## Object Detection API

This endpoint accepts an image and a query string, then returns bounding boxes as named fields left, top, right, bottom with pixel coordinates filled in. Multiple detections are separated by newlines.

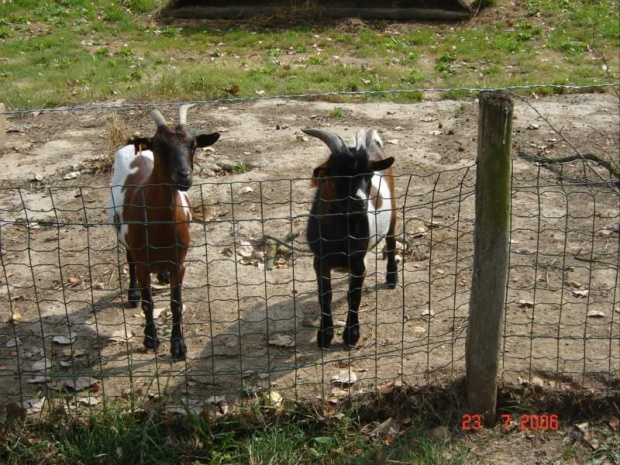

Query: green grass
left=0, top=0, right=617, bottom=110
left=0, top=396, right=469, bottom=465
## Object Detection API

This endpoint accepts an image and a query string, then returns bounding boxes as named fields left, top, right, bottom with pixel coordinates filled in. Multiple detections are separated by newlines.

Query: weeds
left=2, top=384, right=614, bottom=464
left=330, top=106, right=344, bottom=117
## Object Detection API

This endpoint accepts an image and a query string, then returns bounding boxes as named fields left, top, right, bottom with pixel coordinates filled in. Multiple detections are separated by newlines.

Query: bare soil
left=0, top=95, right=618, bottom=418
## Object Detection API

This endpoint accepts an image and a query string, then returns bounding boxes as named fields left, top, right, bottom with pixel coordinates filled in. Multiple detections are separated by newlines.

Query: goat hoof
left=156, top=271, right=170, bottom=285
left=127, top=292, right=140, bottom=308
left=171, top=339, right=187, bottom=361
left=343, top=326, right=360, bottom=347
left=317, top=328, right=334, bottom=349
left=143, top=335, right=160, bottom=351
left=386, top=273, right=398, bottom=289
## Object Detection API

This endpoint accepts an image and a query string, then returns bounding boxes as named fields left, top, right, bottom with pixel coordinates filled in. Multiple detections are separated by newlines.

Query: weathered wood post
left=466, top=91, right=513, bottom=424
left=0, top=103, right=6, bottom=150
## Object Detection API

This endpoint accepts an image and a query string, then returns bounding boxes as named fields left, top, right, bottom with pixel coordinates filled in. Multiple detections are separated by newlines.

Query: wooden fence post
left=0, top=103, right=6, bottom=150
left=466, top=91, right=513, bottom=424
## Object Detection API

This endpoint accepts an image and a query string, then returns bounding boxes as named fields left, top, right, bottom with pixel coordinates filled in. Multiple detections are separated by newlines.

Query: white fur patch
left=366, top=173, right=392, bottom=250
left=370, top=129, right=383, bottom=148
left=354, top=129, right=368, bottom=151
left=177, top=191, right=192, bottom=221
left=107, top=145, right=154, bottom=248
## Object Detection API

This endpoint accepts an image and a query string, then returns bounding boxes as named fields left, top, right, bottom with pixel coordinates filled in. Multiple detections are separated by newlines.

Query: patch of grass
left=330, top=106, right=344, bottom=117
left=0, top=0, right=617, bottom=110
left=232, top=161, right=249, bottom=174
left=0, top=386, right=473, bottom=465
left=1, top=385, right=616, bottom=465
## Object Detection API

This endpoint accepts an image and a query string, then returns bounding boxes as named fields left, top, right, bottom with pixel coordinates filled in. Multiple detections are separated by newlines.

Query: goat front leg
left=169, top=265, right=187, bottom=361
left=314, top=257, right=333, bottom=349
left=344, top=259, right=366, bottom=347
left=137, top=267, right=159, bottom=351
left=126, top=250, right=140, bottom=308
left=385, top=233, right=398, bottom=289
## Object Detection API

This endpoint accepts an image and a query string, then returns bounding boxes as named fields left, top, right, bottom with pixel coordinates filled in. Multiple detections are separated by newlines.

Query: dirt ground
left=0, top=94, right=618, bottom=417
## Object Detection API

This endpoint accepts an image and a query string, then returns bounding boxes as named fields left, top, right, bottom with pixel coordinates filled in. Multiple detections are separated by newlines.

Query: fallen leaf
left=6, top=337, right=21, bottom=348
left=586, top=310, right=605, bottom=318
left=53, top=335, right=76, bottom=345
left=63, top=171, right=80, bottom=180
left=575, top=422, right=589, bottom=434
left=225, top=84, right=240, bottom=95
left=268, top=334, right=295, bottom=348
left=32, top=358, right=52, bottom=372
left=429, top=425, right=450, bottom=441
left=22, top=398, right=45, bottom=415
left=76, top=396, right=100, bottom=406
left=108, top=330, right=133, bottom=343
left=268, top=391, right=283, bottom=407
left=572, top=289, right=589, bottom=298
left=51, top=377, right=100, bottom=392
left=5, top=399, right=25, bottom=419
left=236, top=241, right=254, bottom=258
left=237, top=186, right=253, bottom=195
left=331, top=370, right=357, bottom=386
left=373, top=417, right=401, bottom=439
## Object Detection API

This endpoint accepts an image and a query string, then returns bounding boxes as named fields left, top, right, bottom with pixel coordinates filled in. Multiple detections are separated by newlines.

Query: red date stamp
left=461, top=413, right=559, bottom=431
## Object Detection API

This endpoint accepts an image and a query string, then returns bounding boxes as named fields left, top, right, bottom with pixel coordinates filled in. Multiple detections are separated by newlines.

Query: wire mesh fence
left=0, top=89, right=618, bottom=415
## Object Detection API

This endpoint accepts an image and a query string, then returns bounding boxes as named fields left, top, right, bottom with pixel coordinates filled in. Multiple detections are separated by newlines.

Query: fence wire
left=0, top=172, right=617, bottom=412
left=0, top=90, right=618, bottom=416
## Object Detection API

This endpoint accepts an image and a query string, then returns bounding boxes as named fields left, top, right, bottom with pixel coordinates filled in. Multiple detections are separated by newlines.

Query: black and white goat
left=305, top=128, right=398, bottom=349
left=108, top=105, right=220, bottom=360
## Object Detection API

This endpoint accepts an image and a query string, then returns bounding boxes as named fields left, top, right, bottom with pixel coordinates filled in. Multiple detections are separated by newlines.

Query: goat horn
left=302, top=129, right=347, bottom=154
left=178, top=104, right=195, bottom=125
left=150, top=110, right=167, bottom=127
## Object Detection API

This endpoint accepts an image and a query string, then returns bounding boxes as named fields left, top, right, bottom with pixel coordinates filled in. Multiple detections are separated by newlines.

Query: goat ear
left=311, top=166, right=326, bottom=186
left=196, top=132, right=220, bottom=148
left=372, top=157, right=395, bottom=172
left=131, top=137, right=152, bottom=153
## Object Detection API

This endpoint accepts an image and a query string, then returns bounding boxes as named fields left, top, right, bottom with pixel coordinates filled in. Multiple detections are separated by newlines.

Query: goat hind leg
left=137, top=267, right=159, bottom=351
left=385, top=234, right=398, bottom=289
left=126, top=250, right=140, bottom=308
left=169, top=266, right=187, bottom=361
left=156, top=270, right=170, bottom=285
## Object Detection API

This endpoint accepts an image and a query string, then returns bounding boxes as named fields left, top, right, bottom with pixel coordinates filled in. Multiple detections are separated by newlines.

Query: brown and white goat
left=305, top=128, right=398, bottom=349
left=108, top=105, right=220, bottom=360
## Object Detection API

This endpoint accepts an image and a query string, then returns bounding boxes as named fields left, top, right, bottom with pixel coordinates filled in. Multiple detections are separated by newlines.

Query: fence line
left=0, top=90, right=618, bottom=416
left=1, top=83, right=617, bottom=116
left=0, top=172, right=618, bottom=411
